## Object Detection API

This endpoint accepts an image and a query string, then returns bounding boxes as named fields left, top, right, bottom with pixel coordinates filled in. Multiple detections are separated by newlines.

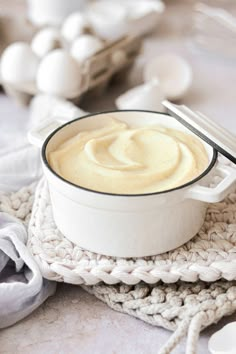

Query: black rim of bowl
left=42, top=109, right=218, bottom=197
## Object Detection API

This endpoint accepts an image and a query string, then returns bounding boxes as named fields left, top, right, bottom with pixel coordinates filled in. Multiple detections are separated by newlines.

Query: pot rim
left=42, top=109, right=218, bottom=197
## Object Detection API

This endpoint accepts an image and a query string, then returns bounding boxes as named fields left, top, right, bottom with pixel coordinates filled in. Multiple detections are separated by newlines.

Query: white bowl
left=87, top=0, right=165, bottom=40
left=208, top=322, right=236, bottom=354
left=27, top=0, right=86, bottom=26
left=87, top=1, right=128, bottom=40
left=30, top=110, right=236, bottom=258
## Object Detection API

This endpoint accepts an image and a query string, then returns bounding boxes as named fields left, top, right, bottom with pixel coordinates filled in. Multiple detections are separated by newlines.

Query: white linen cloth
left=0, top=94, right=86, bottom=192
left=0, top=95, right=41, bottom=192
left=0, top=212, right=56, bottom=328
left=0, top=93, right=85, bottom=328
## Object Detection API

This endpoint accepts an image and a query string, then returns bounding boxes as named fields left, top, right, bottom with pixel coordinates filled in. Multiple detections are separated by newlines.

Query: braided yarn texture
left=1, top=173, right=236, bottom=353
left=27, top=175, right=236, bottom=286
left=0, top=184, right=35, bottom=223
left=83, top=281, right=236, bottom=353
left=83, top=280, right=236, bottom=331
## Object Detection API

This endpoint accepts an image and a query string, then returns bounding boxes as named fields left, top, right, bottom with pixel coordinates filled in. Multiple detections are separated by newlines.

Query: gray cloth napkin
left=0, top=212, right=56, bottom=328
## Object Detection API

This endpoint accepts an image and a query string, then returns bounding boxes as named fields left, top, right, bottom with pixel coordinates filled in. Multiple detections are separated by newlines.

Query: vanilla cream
left=49, top=117, right=208, bottom=194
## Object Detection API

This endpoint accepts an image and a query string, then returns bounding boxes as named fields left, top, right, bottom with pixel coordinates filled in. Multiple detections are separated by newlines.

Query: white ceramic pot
left=30, top=110, right=236, bottom=258
left=27, top=0, right=86, bottom=26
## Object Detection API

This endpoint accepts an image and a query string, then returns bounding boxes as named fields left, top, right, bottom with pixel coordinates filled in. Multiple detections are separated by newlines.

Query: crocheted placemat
left=1, top=181, right=236, bottom=354
left=82, top=280, right=236, bottom=354
left=27, top=174, right=236, bottom=286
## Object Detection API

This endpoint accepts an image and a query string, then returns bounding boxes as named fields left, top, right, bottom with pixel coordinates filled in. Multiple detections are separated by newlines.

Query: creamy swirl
left=49, top=117, right=208, bottom=194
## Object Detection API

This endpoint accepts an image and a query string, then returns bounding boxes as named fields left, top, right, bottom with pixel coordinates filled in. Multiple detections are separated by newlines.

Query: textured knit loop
left=27, top=177, right=236, bottom=286
left=158, top=319, right=190, bottom=354
left=82, top=281, right=236, bottom=354
left=185, top=312, right=206, bottom=354
left=1, top=158, right=236, bottom=354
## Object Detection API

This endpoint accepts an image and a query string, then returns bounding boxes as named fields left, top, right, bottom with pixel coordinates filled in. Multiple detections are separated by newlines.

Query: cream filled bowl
left=40, top=110, right=236, bottom=257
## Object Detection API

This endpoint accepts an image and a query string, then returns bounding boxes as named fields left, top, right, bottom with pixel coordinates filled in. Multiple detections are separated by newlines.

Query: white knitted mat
left=1, top=180, right=236, bottom=354
left=27, top=174, right=236, bottom=286
left=82, top=280, right=236, bottom=354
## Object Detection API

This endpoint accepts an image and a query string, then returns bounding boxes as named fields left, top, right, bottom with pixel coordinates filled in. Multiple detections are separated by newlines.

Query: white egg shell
left=115, top=80, right=166, bottom=112
left=36, top=49, right=81, bottom=99
left=87, top=1, right=128, bottom=40
left=61, top=12, right=88, bottom=42
left=0, top=42, right=39, bottom=85
left=208, top=322, right=236, bottom=354
left=70, top=34, right=104, bottom=63
left=31, top=27, right=61, bottom=58
left=144, top=54, right=192, bottom=101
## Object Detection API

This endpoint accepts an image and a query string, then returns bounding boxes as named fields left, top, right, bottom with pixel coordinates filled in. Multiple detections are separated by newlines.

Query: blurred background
left=0, top=0, right=235, bottom=127
left=0, top=2, right=236, bottom=353
left=0, top=0, right=235, bottom=143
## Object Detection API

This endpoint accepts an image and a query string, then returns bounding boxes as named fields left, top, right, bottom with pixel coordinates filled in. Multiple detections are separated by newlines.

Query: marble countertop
left=1, top=1, right=236, bottom=353
left=1, top=283, right=236, bottom=354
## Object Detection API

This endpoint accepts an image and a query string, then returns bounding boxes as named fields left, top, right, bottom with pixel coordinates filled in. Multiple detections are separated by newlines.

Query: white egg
left=31, top=27, right=61, bottom=58
left=144, top=54, right=192, bottom=101
left=61, top=12, right=88, bottom=42
left=115, top=80, right=166, bottom=112
left=0, top=42, right=39, bottom=85
left=36, top=49, right=81, bottom=99
left=70, top=34, right=104, bottom=63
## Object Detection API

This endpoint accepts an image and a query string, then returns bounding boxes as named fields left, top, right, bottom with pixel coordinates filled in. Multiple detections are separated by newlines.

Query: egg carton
left=1, top=34, right=142, bottom=106
left=0, top=0, right=165, bottom=106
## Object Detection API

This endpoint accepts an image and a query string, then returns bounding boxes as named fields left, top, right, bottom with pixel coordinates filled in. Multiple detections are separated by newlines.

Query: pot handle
left=185, top=163, right=236, bottom=203
left=28, top=100, right=88, bottom=148
left=28, top=116, right=73, bottom=148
